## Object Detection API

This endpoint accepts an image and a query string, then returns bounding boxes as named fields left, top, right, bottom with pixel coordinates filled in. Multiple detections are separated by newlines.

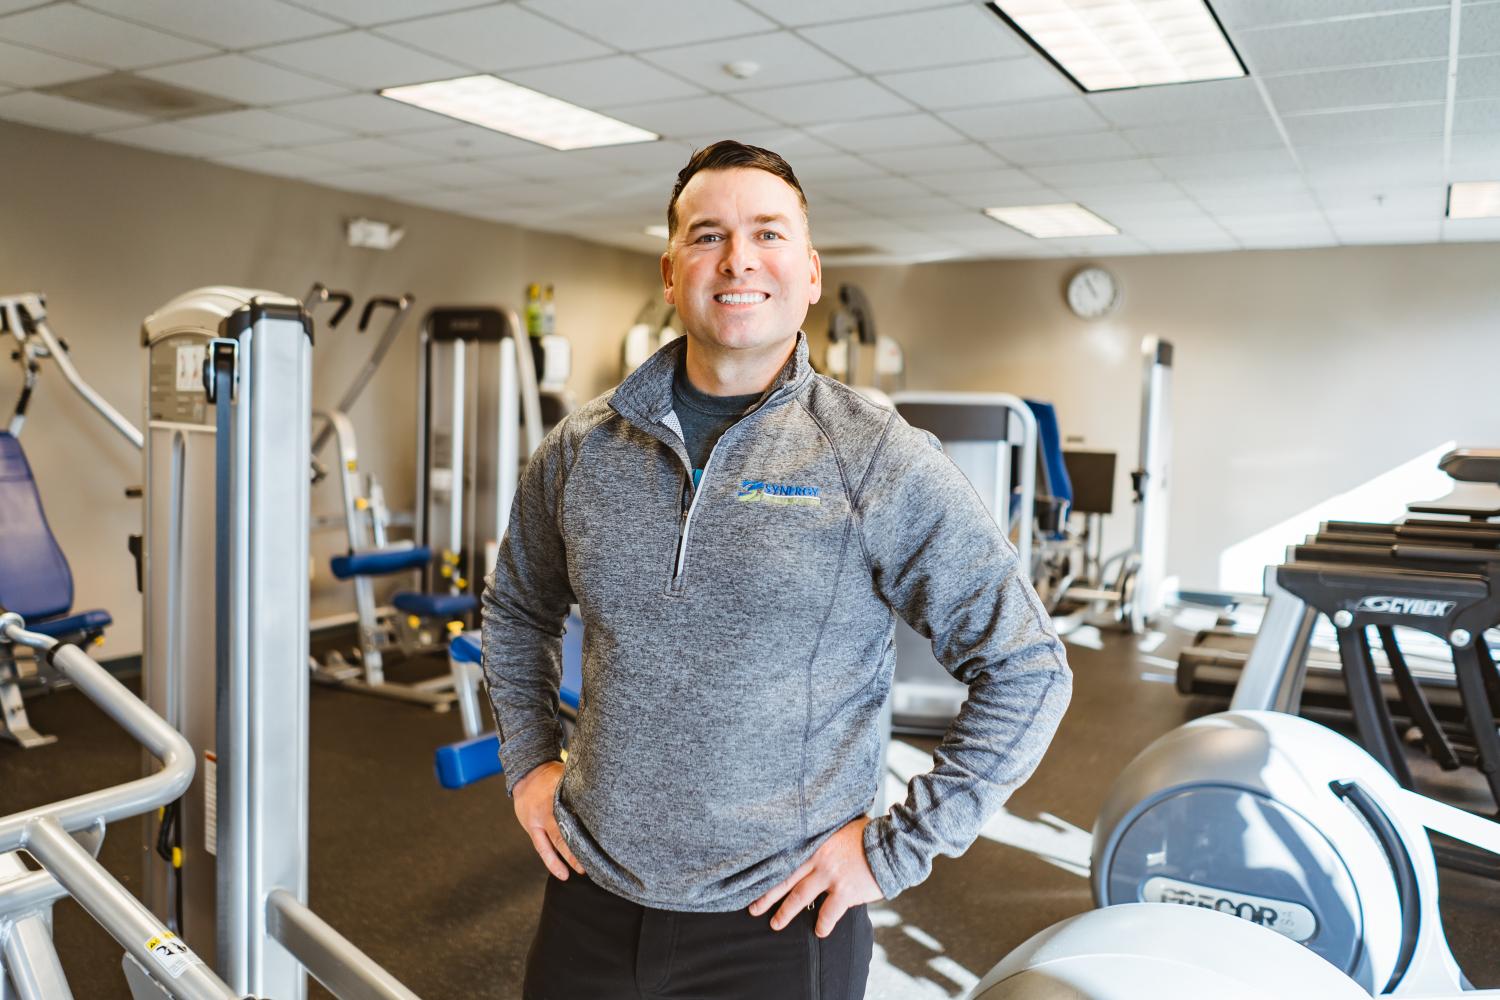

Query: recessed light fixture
left=380, top=74, right=658, bottom=151
left=984, top=203, right=1119, bottom=239
left=988, top=0, right=1246, bottom=93
left=644, top=224, right=670, bottom=239
left=1447, top=181, right=1500, bottom=219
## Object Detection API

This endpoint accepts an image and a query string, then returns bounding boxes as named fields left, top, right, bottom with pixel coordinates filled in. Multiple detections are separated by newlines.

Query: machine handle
left=358, top=295, right=409, bottom=332
left=326, top=292, right=353, bottom=328
left=1329, top=780, right=1420, bottom=993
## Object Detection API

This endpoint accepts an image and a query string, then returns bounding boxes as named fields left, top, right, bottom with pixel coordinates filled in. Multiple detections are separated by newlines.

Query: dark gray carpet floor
left=2, top=624, right=1495, bottom=998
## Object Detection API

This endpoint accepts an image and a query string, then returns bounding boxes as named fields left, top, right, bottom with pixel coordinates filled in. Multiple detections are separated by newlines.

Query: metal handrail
left=0, top=611, right=238, bottom=999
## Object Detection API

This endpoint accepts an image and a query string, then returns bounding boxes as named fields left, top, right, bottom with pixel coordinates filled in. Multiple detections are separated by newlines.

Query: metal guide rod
left=267, top=890, right=423, bottom=1000
left=0, top=294, right=144, bottom=450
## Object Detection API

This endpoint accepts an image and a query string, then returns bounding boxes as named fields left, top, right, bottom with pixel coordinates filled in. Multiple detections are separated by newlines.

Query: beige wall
left=6, top=114, right=1498, bottom=654
left=815, top=245, right=1500, bottom=595
left=0, top=120, right=662, bottom=657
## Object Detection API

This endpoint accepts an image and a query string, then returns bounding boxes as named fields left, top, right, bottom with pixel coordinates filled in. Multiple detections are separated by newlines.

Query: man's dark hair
left=666, top=139, right=809, bottom=240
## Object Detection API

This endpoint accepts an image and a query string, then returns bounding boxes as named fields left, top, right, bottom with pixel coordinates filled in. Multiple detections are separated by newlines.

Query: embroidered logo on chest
left=736, top=479, right=821, bottom=507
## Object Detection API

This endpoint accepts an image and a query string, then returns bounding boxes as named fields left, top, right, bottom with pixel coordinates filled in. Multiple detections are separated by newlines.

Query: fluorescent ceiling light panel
left=1447, top=181, right=1500, bottom=219
left=380, top=74, right=657, bottom=151
left=644, top=224, right=669, bottom=239
left=989, top=1, right=1245, bottom=93
left=984, top=202, right=1118, bottom=238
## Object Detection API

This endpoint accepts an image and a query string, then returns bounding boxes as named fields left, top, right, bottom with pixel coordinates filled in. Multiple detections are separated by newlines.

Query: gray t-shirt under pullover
left=671, top=362, right=759, bottom=490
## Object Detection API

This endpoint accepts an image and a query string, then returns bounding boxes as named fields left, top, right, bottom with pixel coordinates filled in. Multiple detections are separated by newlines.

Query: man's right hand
left=513, top=760, right=586, bottom=880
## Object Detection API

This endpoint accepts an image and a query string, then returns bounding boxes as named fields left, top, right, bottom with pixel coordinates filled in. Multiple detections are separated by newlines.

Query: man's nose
left=718, top=234, right=759, bottom=276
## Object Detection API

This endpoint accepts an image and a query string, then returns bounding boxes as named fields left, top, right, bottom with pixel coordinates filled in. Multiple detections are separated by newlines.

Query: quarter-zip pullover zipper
left=670, top=439, right=723, bottom=593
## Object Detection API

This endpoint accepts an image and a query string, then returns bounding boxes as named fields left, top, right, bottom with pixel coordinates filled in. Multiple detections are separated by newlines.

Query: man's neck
left=682, top=336, right=798, bottom=397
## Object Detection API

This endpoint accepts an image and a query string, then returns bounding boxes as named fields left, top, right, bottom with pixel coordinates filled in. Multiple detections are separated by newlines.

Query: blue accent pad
left=28, top=609, right=113, bottom=638
left=392, top=591, right=477, bottom=619
left=329, top=545, right=431, bottom=580
left=1024, top=399, right=1073, bottom=540
left=434, top=733, right=504, bottom=789
left=0, top=432, right=77, bottom=621
left=438, top=616, right=585, bottom=788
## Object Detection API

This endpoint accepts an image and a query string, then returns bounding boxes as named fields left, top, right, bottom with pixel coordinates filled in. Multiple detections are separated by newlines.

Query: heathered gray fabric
left=671, top=363, right=760, bottom=479
left=481, top=331, right=1072, bottom=912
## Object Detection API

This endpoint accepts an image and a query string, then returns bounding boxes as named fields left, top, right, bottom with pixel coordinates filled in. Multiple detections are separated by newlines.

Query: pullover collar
left=611, top=331, right=814, bottom=431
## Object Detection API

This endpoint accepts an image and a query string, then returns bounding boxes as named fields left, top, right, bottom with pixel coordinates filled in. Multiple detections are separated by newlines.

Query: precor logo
left=1355, top=596, right=1456, bottom=617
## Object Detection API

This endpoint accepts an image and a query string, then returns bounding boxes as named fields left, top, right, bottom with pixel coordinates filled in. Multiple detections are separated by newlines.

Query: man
left=483, top=140, right=1071, bottom=999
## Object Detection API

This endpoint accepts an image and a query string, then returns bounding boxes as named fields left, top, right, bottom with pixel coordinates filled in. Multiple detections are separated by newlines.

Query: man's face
left=661, top=167, right=822, bottom=360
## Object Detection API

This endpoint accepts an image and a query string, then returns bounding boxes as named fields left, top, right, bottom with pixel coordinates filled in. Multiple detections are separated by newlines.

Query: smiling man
left=482, top=140, right=1072, bottom=1000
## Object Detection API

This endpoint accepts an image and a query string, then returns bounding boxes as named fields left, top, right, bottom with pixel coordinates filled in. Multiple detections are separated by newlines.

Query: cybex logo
left=1355, top=596, right=1456, bottom=617
left=1142, top=877, right=1317, bottom=942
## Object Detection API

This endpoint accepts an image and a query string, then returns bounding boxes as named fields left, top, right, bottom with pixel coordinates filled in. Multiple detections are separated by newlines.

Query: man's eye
left=759, top=231, right=784, bottom=240
left=696, top=233, right=722, bottom=243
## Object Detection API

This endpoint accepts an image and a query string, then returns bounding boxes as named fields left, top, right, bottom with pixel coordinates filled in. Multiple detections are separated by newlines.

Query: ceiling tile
left=815, top=175, right=931, bottom=201
left=1138, top=235, right=1237, bottom=253
left=1441, top=216, right=1500, bottom=241
left=388, top=160, right=509, bottom=188
left=95, top=120, right=261, bottom=156
left=733, top=77, right=912, bottom=126
left=808, top=112, right=966, bottom=152
left=1034, top=159, right=1162, bottom=187
left=1300, top=138, right=1445, bottom=186
left=188, top=108, right=353, bottom=145
left=876, top=57, right=1073, bottom=111
left=292, top=136, right=444, bottom=167
left=1124, top=117, right=1285, bottom=156
left=1193, top=190, right=1322, bottom=216
left=797, top=6, right=1026, bottom=74
left=377, top=6, right=610, bottom=73
left=603, top=95, right=774, bottom=136
left=940, top=97, right=1107, bottom=141
left=862, top=143, right=1003, bottom=174
left=0, top=5, right=213, bottom=69
left=1448, top=129, right=1500, bottom=165
left=507, top=56, right=703, bottom=109
left=909, top=166, right=1043, bottom=197
left=1060, top=180, right=1188, bottom=207
left=1212, top=0, right=1444, bottom=30
left=385, top=124, right=542, bottom=159
left=1282, top=104, right=1446, bottom=147
left=1453, top=96, right=1500, bottom=131
left=1152, top=148, right=1303, bottom=181
left=0, top=38, right=101, bottom=88
left=1216, top=211, right=1333, bottom=234
left=866, top=194, right=964, bottom=217
left=900, top=211, right=1012, bottom=235
left=520, top=0, right=775, bottom=50
left=1461, top=2, right=1500, bottom=56
left=498, top=150, right=620, bottom=180
left=141, top=55, right=349, bottom=105
left=1123, top=219, right=1232, bottom=241
left=79, top=0, right=342, bottom=48
left=252, top=31, right=467, bottom=89
left=1336, top=220, right=1443, bottom=244
left=1086, top=77, right=1265, bottom=127
left=739, top=0, right=956, bottom=29
left=989, top=131, right=1136, bottom=166
left=1236, top=9, right=1450, bottom=76
left=316, top=169, right=427, bottom=195
left=1316, top=185, right=1444, bottom=216
left=1263, top=60, right=1448, bottom=114
left=0, top=89, right=147, bottom=131
left=277, top=0, right=484, bottom=27
left=574, top=140, right=699, bottom=173
left=640, top=30, right=853, bottom=93
left=677, top=128, right=840, bottom=157
left=1456, top=54, right=1500, bottom=99
left=278, top=93, right=455, bottom=133
left=210, top=148, right=346, bottom=177
left=791, top=154, right=888, bottom=181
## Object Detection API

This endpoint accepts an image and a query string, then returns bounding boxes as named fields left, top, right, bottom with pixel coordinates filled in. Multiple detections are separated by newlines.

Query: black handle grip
left=326, top=292, right=353, bottom=328
left=1330, top=780, right=1420, bottom=992
left=358, top=295, right=406, bottom=332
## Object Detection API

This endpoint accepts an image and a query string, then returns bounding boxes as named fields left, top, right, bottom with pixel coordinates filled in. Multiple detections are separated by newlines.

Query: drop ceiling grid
left=0, top=1, right=1499, bottom=259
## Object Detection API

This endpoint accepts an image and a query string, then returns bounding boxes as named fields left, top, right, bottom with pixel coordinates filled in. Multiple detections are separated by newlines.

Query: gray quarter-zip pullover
left=482, top=332, right=1071, bottom=912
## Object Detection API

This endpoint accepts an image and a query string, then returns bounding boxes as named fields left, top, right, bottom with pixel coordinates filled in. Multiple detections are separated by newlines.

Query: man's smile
left=714, top=291, right=770, bottom=305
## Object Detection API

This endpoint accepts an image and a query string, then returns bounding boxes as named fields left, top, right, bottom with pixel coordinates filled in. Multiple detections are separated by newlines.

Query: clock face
left=1067, top=267, right=1119, bottom=319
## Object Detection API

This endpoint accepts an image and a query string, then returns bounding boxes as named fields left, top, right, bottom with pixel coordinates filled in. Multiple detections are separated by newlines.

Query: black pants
left=522, top=874, right=874, bottom=1000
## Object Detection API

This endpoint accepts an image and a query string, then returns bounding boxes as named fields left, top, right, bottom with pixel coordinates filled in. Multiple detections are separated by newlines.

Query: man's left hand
left=748, top=817, right=884, bottom=938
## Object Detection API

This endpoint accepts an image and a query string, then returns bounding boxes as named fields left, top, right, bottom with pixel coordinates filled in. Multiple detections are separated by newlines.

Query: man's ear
left=807, top=247, right=822, bottom=306
left=661, top=250, right=675, bottom=305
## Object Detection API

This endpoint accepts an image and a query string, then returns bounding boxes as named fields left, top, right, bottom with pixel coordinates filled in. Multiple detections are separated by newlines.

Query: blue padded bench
left=1023, top=399, right=1073, bottom=540
left=330, top=545, right=432, bottom=580
left=434, top=623, right=583, bottom=789
left=393, top=592, right=476, bottom=619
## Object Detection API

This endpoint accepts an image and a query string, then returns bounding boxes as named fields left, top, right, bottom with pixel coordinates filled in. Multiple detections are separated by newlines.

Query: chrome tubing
left=267, top=890, right=424, bottom=1000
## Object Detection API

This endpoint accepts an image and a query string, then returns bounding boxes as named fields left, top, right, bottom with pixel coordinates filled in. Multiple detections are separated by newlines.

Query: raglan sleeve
left=480, top=421, right=579, bottom=795
left=856, top=419, right=1073, bottom=899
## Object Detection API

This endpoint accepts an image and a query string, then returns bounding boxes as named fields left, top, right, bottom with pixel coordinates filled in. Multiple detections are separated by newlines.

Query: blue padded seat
left=0, top=432, right=79, bottom=622
left=330, top=545, right=432, bottom=580
left=1023, top=399, right=1073, bottom=541
left=27, top=609, right=113, bottom=638
left=392, top=591, right=477, bottom=619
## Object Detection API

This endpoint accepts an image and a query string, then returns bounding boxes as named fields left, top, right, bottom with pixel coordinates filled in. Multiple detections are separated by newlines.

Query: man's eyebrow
left=684, top=213, right=792, bottom=233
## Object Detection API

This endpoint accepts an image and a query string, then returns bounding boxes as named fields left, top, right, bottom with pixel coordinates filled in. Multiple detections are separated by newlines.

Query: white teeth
left=716, top=292, right=768, bottom=304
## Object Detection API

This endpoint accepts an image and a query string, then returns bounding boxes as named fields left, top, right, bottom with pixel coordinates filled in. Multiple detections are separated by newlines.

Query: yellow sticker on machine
left=144, top=931, right=201, bottom=980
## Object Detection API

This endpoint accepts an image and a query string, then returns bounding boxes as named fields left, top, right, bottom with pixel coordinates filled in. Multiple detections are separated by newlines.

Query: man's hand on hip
left=512, top=760, right=585, bottom=881
left=748, top=817, right=883, bottom=938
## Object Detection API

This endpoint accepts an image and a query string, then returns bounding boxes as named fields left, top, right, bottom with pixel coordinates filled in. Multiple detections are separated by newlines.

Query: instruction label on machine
left=174, top=344, right=207, bottom=392
left=203, top=751, right=217, bottom=857
left=144, top=932, right=201, bottom=980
